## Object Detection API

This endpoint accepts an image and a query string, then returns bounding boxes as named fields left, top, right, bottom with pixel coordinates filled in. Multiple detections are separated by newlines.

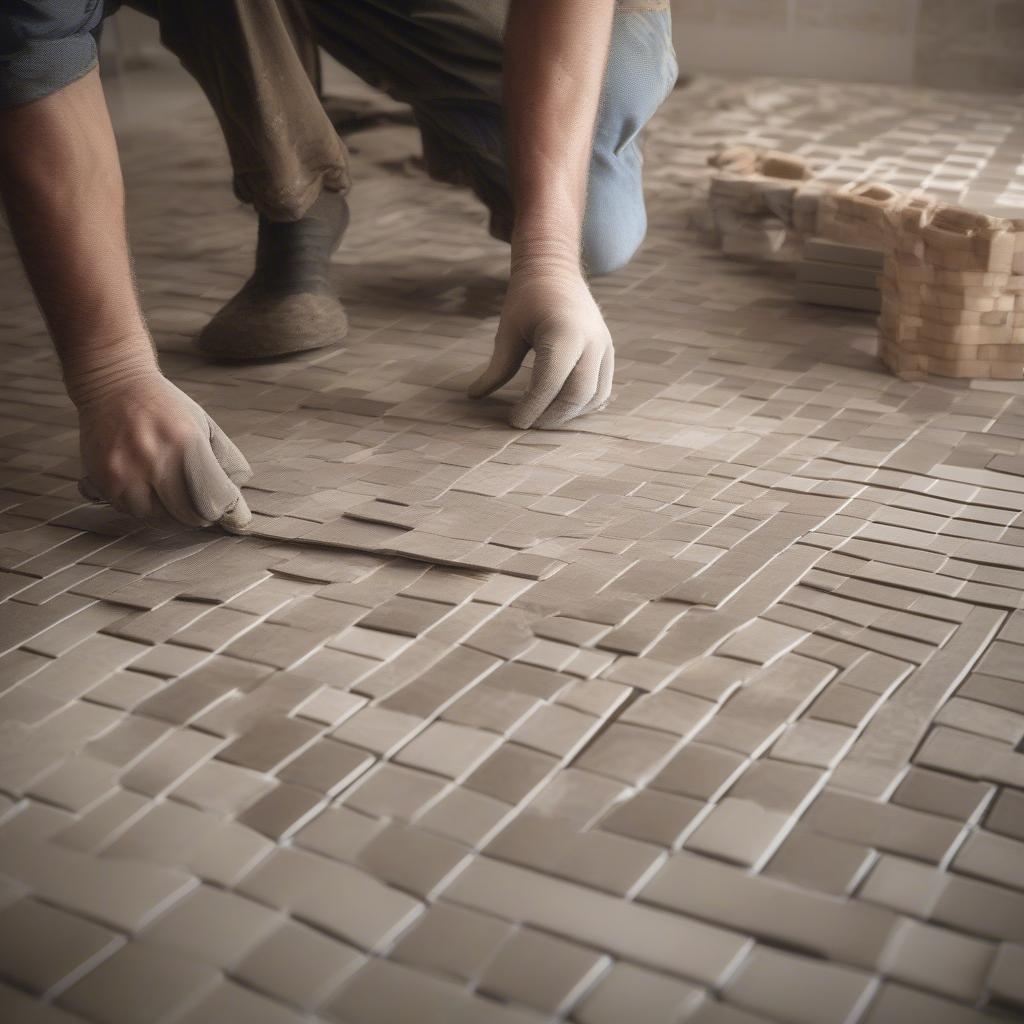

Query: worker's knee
left=582, top=193, right=647, bottom=276
left=579, top=6, right=675, bottom=276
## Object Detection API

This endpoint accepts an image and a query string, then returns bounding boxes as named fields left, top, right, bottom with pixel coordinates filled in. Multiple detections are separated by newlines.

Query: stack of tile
left=817, top=181, right=903, bottom=249
left=704, top=146, right=823, bottom=260
left=796, top=237, right=884, bottom=313
left=705, top=155, right=1024, bottom=381
left=878, top=202, right=1024, bottom=380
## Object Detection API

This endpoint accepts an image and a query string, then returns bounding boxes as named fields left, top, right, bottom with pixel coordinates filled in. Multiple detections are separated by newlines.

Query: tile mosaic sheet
left=1, top=74, right=1024, bottom=1022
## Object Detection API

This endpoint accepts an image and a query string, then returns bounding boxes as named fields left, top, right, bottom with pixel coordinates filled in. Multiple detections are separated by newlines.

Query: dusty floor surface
left=1, top=72, right=1024, bottom=1023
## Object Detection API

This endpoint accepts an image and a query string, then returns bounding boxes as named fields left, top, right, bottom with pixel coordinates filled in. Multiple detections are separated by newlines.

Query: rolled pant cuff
left=234, top=162, right=351, bottom=222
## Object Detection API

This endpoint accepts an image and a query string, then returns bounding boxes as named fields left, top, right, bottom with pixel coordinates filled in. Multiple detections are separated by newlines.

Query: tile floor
left=1, top=72, right=1024, bottom=1023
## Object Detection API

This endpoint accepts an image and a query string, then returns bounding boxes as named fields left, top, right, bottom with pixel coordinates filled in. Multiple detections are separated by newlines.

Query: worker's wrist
left=510, top=234, right=583, bottom=280
left=63, top=332, right=161, bottom=408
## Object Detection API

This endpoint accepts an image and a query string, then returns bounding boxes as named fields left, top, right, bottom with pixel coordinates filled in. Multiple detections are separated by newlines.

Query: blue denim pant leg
left=408, top=3, right=678, bottom=274
left=415, top=3, right=677, bottom=275
left=305, top=0, right=677, bottom=275
left=583, top=7, right=678, bottom=274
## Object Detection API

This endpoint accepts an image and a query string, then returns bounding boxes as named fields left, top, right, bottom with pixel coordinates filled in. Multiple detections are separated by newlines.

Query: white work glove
left=73, top=367, right=252, bottom=530
left=468, top=268, right=614, bottom=429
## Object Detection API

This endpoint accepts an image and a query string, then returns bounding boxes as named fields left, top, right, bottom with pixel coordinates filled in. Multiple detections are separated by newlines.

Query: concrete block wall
left=102, top=1, right=1022, bottom=93
left=670, top=0, right=1024, bottom=91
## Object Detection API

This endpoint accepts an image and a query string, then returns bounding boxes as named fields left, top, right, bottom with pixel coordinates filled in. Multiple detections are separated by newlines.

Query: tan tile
left=724, top=945, right=875, bottom=1024
left=600, top=789, right=704, bottom=847
left=238, top=847, right=423, bottom=952
left=880, top=918, right=996, bottom=1002
left=233, top=919, right=364, bottom=1012
left=277, top=738, right=374, bottom=794
left=447, top=855, right=751, bottom=986
left=716, top=618, right=806, bottom=665
left=0, top=836, right=195, bottom=933
left=186, top=820, right=273, bottom=888
left=652, top=742, right=747, bottom=800
left=357, top=821, right=472, bottom=898
left=859, top=855, right=950, bottom=917
left=641, top=852, right=896, bottom=970
left=324, top=958, right=472, bottom=1024
left=619, top=689, right=716, bottom=736
left=169, top=758, right=274, bottom=815
left=294, top=686, right=367, bottom=726
left=685, top=798, right=793, bottom=868
left=862, top=981, right=1001, bottom=1024
left=417, top=787, right=514, bottom=847
left=0, top=898, right=121, bottom=997
left=28, top=756, right=120, bottom=814
left=487, top=812, right=664, bottom=896
left=932, top=873, right=1024, bottom=946
left=237, top=782, right=325, bottom=840
left=394, top=720, right=503, bottom=780
left=479, top=926, right=611, bottom=1015
left=769, top=718, right=855, bottom=768
left=764, top=826, right=874, bottom=895
left=330, top=706, right=424, bottom=757
left=953, top=829, right=1024, bottom=891
left=143, top=884, right=280, bottom=968
left=357, top=595, right=452, bottom=637
left=484, top=661, right=574, bottom=700
left=216, top=715, right=320, bottom=773
left=574, top=961, right=706, bottom=1024
left=294, top=805, right=387, bottom=863
left=464, top=743, right=558, bottom=805
left=891, top=766, right=993, bottom=822
left=390, top=902, right=513, bottom=982
left=510, top=702, right=602, bottom=759
left=58, top=942, right=219, bottom=1024
left=442, top=685, right=541, bottom=734
left=803, top=789, right=965, bottom=863
left=527, top=768, right=630, bottom=829
left=574, top=723, right=681, bottom=785
left=986, top=787, right=1024, bottom=842
left=727, top=758, right=825, bottom=813
left=0, top=983, right=88, bottom=1023
left=52, top=789, right=150, bottom=853
left=987, top=942, right=1024, bottom=1011
left=170, top=979, right=310, bottom=1024
left=119, top=726, right=223, bottom=796
left=343, top=763, right=450, bottom=821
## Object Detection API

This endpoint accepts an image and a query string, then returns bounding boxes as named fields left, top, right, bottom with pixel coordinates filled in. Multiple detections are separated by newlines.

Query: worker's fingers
left=206, top=416, right=253, bottom=485
left=532, top=342, right=603, bottom=430
left=577, top=342, right=615, bottom=417
left=154, top=470, right=212, bottom=529
left=467, top=321, right=530, bottom=400
left=509, top=324, right=585, bottom=430
left=183, top=437, right=252, bottom=529
left=217, top=492, right=252, bottom=533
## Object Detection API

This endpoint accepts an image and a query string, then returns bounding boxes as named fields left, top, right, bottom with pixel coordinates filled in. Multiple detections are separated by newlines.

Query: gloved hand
left=467, top=267, right=614, bottom=429
left=72, top=365, right=252, bottom=530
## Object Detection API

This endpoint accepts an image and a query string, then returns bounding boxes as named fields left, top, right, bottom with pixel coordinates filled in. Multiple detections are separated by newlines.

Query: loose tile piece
left=478, top=927, right=611, bottom=1015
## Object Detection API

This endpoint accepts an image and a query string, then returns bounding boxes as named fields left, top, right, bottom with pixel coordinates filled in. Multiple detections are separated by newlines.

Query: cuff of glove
left=64, top=343, right=161, bottom=408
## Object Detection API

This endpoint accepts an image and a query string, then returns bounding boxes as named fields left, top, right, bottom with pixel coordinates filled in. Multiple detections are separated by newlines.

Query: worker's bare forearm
left=0, top=67, right=155, bottom=403
left=504, top=0, right=615, bottom=272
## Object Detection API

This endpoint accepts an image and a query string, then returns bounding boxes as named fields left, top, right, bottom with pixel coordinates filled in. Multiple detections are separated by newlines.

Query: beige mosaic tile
left=2, top=66, right=1023, bottom=1024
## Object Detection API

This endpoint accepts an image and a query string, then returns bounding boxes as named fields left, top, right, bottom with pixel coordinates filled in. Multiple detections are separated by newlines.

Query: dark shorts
left=0, top=0, right=119, bottom=108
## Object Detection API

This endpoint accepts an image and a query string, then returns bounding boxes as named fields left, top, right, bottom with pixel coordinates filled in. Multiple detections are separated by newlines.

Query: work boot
left=197, top=189, right=350, bottom=359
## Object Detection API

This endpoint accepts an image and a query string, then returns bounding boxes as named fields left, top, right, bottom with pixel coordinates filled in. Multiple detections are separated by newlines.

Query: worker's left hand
left=467, top=266, right=614, bottom=429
